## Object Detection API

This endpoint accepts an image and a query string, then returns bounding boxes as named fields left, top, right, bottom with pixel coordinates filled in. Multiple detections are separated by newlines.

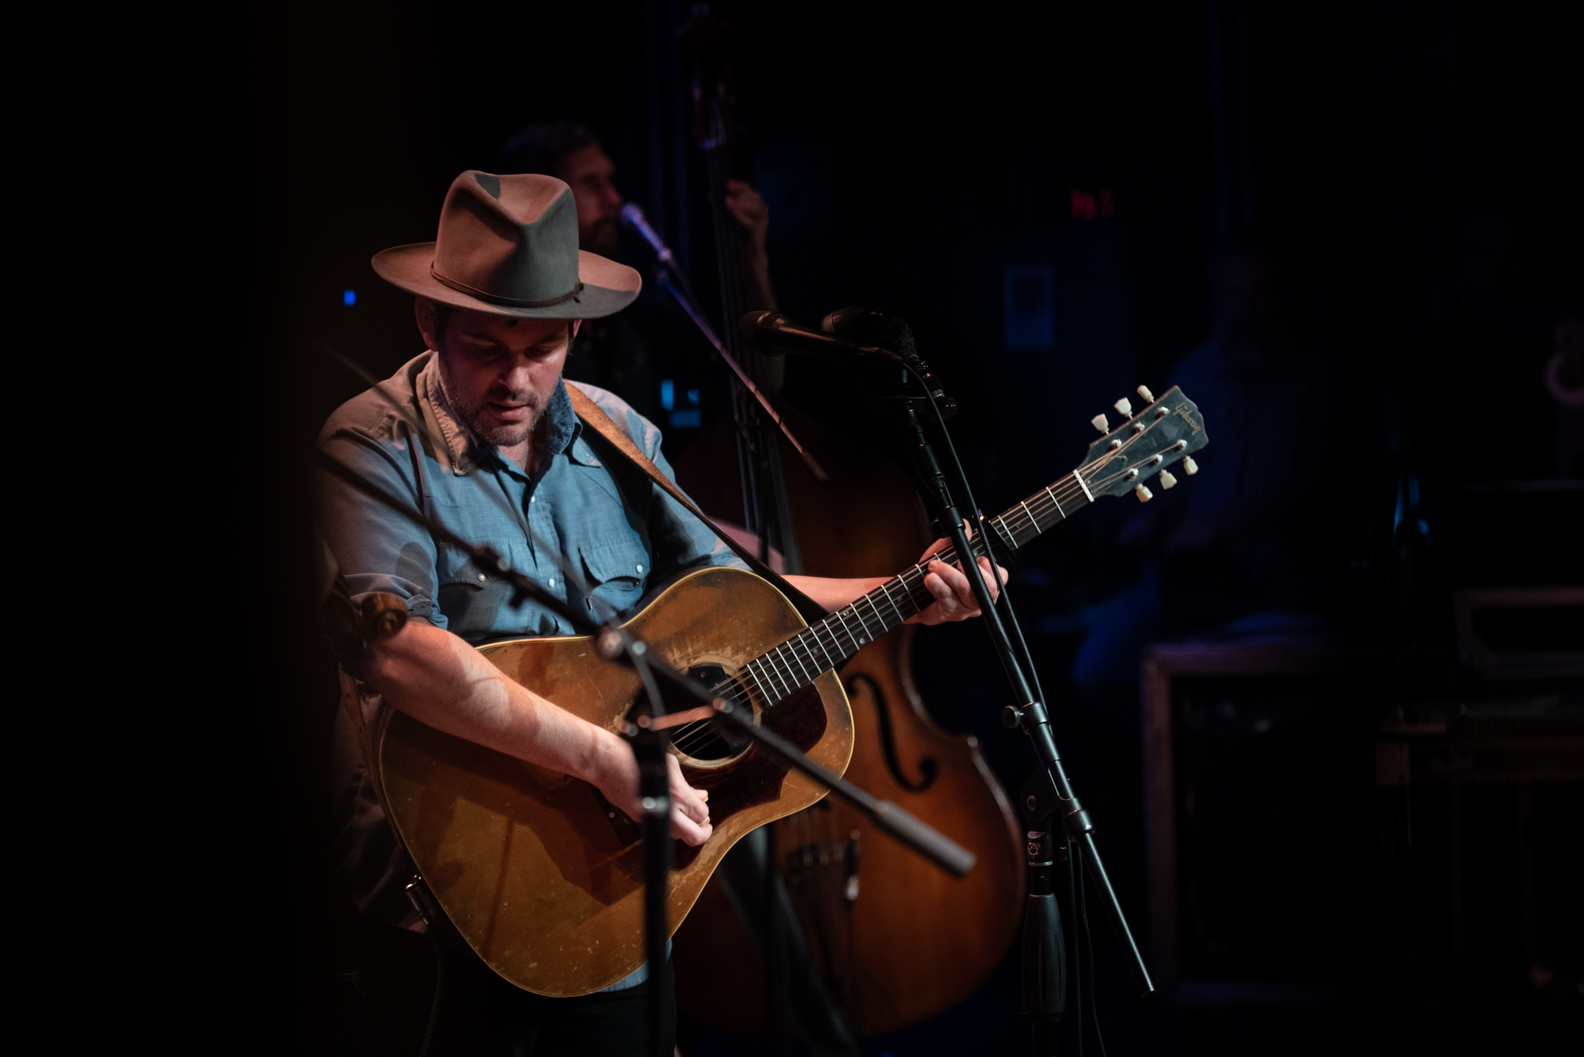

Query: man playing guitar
left=319, top=169, right=997, bottom=1055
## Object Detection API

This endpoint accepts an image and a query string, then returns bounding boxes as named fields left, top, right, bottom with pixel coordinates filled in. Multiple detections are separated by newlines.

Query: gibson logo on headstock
left=1173, top=404, right=1202, bottom=434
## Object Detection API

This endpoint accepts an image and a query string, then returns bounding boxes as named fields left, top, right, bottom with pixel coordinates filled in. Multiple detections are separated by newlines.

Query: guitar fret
left=990, top=518, right=1016, bottom=555
left=852, top=604, right=876, bottom=643
left=833, top=608, right=861, bottom=650
left=770, top=649, right=798, bottom=698
left=878, top=580, right=908, bottom=624
left=807, top=622, right=837, bottom=669
left=757, top=656, right=789, bottom=703
left=766, top=645, right=790, bottom=693
left=817, top=622, right=842, bottom=667
left=752, top=658, right=782, bottom=704
left=864, top=591, right=888, bottom=637
left=741, top=663, right=771, bottom=706
left=822, top=615, right=848, bottom=660
left=782, top=639, right=814, bottom=686
left=1018, top=499, right=1036, bottom=531
left=1044, top=484, right=1065, bottom=519
left=811, top=627, right=836, bottom=668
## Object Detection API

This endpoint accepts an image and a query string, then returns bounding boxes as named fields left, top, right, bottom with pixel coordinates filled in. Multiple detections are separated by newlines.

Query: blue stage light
left=343, top=290, right=357, bottom=306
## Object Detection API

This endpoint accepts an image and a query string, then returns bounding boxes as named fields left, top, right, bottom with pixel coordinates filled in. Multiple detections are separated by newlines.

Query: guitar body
left=378, top=566, right=854, bottom=997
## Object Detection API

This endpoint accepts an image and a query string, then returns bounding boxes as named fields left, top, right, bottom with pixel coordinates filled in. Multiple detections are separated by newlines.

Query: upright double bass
left=668, top=10, right=1024, bottom=1040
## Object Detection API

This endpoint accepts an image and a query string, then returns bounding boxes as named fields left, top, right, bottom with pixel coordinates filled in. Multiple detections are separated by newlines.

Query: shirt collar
left=418, top=352, right=582, bottom=477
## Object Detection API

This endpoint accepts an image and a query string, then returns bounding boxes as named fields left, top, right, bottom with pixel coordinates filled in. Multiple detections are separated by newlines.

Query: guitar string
left=669, top=413, right=1196, bottom=755
left=667, top=446, right=1170, bottom=756
left=667, top=463, right=1115, bottom=755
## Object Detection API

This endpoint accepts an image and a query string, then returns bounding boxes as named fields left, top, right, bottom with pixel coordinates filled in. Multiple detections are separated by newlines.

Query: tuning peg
left=1183, top=455, right=1199, bottom=475
left=1137, top=384, right=1155, bottom=403
left=1114, top=397, right=1133, bottom=417
left=1134, top=483, right=1154, bottom=502
left=1159, top=469, right=1178, bottom=489
left=1091, top=413, right=1109, bottom=433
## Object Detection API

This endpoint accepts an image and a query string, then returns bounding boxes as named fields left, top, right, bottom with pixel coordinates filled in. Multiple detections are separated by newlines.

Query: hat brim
left=371, top=243, right=641, bottom=319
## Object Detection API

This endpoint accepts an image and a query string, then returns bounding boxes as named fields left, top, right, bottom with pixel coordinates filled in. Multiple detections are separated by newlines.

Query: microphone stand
left=313, top=444, right=975, bottom=1057
left=623, top=206, right=830, bottom=483
left=876, top=353, right=1155, bottom=1055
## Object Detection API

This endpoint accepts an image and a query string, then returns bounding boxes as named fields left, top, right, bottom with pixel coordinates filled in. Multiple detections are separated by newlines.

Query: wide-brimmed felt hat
left=372, top=170, right=640, bottom=319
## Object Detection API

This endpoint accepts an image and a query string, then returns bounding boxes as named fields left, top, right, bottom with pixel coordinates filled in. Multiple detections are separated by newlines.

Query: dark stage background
left=185, top=1, right=1581, bottom=1053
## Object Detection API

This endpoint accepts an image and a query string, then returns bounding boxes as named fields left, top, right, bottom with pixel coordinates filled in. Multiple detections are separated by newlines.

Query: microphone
left=739, top=311, right=902, bottom=362
left=619, top=202, right=674, bottom=265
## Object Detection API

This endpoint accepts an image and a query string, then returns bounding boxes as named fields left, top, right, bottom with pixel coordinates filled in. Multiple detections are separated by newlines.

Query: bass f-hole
left=843, top=672, right=938, bottom=793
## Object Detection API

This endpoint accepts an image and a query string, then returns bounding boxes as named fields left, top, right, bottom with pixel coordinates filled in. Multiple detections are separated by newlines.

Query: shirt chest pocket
left=578, top=538, right=651, bottom=619
left=434, top=543, right=554, bottom=640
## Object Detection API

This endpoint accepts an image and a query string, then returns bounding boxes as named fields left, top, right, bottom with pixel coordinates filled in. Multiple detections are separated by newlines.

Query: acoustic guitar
left=377, top=385, right=1207, bottom=996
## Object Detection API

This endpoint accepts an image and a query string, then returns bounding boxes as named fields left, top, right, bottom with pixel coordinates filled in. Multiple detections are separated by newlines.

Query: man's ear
left=415, top=298, right=439, bottom=352
left=571, top=319, right=582, bottom=341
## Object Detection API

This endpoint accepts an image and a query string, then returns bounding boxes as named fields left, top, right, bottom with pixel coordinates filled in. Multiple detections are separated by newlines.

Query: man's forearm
left=783, top=574, right=890, bottom=614
left=360, top=620, right=623, bottom=785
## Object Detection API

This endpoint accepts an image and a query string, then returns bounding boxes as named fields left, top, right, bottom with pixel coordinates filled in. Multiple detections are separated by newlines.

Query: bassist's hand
left=595, top=742, right=714, bottom=846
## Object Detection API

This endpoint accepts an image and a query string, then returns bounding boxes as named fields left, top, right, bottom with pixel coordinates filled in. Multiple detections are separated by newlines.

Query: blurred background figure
left=1072, top=240, right=1351, bottom=704
left=496, top=120, right=777, bottom=430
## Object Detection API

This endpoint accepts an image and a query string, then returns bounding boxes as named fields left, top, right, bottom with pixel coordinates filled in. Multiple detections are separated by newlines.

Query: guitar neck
left=733, top=469, right=1094, bottom=706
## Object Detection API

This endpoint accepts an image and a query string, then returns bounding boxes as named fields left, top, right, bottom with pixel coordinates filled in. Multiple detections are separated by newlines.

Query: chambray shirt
left=318, top=351, right=741, bottom=985
left=319, top=351, right=742, bottom=642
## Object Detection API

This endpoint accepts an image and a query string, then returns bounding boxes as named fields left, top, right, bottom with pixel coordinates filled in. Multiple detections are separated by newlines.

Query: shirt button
left=548, top=578, right=555, bottom=587
left=477, top=573, right=486, bottom=582
left=636, top=564, right=644, bottom=574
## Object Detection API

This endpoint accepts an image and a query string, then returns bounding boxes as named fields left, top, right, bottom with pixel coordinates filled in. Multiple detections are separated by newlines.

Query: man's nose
left=600, top=180, right=622, bottom=212
left=499, top=360, right=535, bottom=391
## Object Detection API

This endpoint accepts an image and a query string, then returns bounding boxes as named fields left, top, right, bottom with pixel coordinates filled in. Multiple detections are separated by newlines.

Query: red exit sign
left=1070, top=188, right=1115, bottom=220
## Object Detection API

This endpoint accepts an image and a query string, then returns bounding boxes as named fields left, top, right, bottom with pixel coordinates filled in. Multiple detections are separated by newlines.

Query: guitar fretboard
left=664, top=384, right=1204, bottom=759
left=718, top=468, right=1094, bottom=712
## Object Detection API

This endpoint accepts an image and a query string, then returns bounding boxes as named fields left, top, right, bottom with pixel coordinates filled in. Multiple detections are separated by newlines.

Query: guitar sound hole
left=667, top=664, right=749, bottom=764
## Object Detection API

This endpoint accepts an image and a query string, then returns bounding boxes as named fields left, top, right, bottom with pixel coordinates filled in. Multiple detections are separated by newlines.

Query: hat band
left=429, top=264, right=585, bottom=308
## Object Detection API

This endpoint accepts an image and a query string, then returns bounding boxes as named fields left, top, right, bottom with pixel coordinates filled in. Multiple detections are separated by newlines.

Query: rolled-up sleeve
left=318, top=423, right=444, bottom=629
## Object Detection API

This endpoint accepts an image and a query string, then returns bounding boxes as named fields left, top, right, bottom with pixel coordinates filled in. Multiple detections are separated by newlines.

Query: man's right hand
left=363, top=620, right=714, bottom=846
left=592, top=737, right=714, bottom=846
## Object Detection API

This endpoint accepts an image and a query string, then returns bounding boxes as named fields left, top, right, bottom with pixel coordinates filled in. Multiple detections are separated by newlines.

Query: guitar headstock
left=1077, top=385, right=1208, bottom=501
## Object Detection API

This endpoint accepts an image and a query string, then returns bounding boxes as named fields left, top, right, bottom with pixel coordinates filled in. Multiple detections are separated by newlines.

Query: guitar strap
left=566, top=384, right=829, bottom=625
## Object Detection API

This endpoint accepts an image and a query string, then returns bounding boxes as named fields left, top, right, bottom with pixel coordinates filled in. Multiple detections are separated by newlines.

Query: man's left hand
left=910, top=534, right=1005, bottom=625
left=724, top=179, right=771, bottom=254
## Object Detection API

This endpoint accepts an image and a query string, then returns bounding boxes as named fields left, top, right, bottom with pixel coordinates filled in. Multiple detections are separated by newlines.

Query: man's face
left=557, top=144, right=622, bottom=255
left=418, top=301, right=579, bottom=448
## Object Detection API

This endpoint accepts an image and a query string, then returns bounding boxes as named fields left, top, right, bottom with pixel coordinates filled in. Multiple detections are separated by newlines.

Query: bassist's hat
left=372, top=171, right=640, bottom=319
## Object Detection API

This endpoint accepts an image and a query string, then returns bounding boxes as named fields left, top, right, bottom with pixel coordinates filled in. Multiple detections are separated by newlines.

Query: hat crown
left=431, top=171, right=581, bottom=304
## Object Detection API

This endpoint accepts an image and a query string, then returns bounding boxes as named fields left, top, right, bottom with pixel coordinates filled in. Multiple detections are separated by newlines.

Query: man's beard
left=437, top=360, right=546, bottom=447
